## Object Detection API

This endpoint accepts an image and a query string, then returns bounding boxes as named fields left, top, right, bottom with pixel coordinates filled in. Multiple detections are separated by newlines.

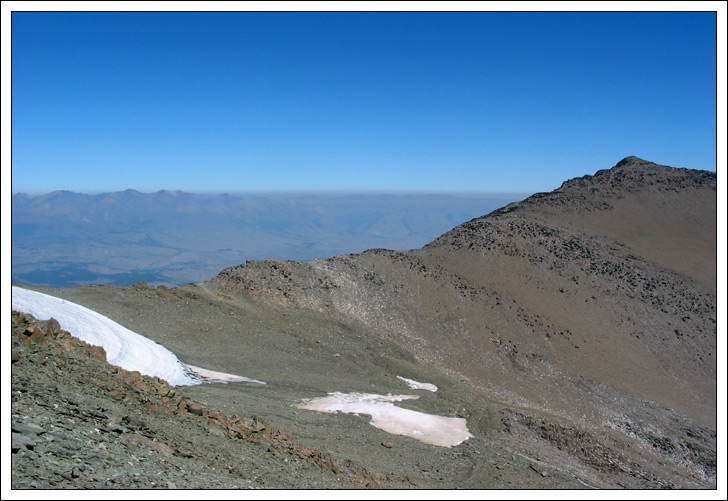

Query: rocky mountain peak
left=552, top=156, right=715, bottom=202
left=426, top=156, right=716, bottom=268
left=613, top=155, right=654, bottom=168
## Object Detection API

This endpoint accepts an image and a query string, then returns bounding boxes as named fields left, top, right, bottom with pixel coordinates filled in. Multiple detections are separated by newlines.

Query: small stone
left=186, top=402, right=205, bottom=416
left=381, top=442, right=393, bottom=448
left=23, top=325, right=41, bottom=337
left=12, top=422, right=46, bottom=435
left=53, top=470, right=73, bottom=481
left=50, top=446, right=76, bottom=457
left=12, top=432, right=37, bottom=450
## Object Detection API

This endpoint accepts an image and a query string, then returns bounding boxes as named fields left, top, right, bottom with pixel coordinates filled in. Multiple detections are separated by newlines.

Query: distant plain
left=11, top=190, right=528, bottom=288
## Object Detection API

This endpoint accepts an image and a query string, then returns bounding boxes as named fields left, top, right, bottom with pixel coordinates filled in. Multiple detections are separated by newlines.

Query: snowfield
left=296, top=392, right=472, bottom=447
left=11, top=286, right=262, bottom=387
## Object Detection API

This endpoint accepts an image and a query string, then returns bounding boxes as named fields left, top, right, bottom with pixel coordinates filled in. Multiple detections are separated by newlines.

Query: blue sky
left=8, top=10, right=720, bottom=194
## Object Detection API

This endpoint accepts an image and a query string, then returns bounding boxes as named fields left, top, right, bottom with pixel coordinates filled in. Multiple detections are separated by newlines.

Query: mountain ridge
left=466, top=156, right=716, bottom=219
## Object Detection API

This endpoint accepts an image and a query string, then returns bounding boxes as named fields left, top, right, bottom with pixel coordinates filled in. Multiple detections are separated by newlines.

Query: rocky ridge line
left=484, top=156, right=717, bottom=217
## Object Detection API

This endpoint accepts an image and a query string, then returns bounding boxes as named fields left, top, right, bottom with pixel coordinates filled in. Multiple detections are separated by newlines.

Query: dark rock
left=49, top=446, right=77, bottom=457
left=12, top=432, right=38, bottom=450
left=53, top=470, right=73, bottom=481
left=12, top=422, right=46, bottom=435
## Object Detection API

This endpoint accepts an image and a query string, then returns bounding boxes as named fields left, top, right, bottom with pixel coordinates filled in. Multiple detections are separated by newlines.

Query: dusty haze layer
left=12, top=157, right=717, bottom=489
left=11, top=191, right=524, bottom=288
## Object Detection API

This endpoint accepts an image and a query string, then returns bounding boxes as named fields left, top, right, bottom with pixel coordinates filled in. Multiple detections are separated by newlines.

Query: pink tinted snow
left=296, top=392, right=472, bottom=447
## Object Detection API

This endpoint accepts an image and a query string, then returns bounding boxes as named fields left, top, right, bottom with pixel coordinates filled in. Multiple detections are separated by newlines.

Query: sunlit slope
left=421, top=156, right=717, bottom=426
left=214, top=157, right=717, bottom=427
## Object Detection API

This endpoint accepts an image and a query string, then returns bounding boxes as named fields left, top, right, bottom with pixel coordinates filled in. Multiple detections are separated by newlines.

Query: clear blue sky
left=9, top=10, right=719, bottom=194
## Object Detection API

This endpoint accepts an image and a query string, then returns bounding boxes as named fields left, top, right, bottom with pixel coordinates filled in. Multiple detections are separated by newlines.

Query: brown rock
left=115, top=369, right=142, bottom=385
left=45, top=318, right=61, bottom=336
left=87, top=345, right=107, bottom=361
left=186, top=402, right=205, bottom=416
left=106, top=390, right=125, bottom=400
left=133, top=435, right=174, bottom=455
left=28, top=326, right=49, bottom=345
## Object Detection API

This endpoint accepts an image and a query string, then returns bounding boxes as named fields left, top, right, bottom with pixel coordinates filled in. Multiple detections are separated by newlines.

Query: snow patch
left=296, top=392, right=472, bottom=447
left=397, top=375, right=438, bottom=392
left=185, top=364, right=266, bottom=385
left=11, top=287, right=262, bottom=387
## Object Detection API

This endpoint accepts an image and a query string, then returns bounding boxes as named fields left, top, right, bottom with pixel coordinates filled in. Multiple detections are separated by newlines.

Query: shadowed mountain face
left=214, top=156, right=717, bottom=432
left=15, top=157, right=717, bottom=489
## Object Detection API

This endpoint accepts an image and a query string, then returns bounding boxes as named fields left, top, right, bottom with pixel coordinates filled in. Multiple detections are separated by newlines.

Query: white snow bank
left=11, top=286, right=261, bottom=387
left=397, top=376, right=438, bottom=392
left=295, top=392, right=472, bottom=447
left=186, top=364, right=265, bottom=385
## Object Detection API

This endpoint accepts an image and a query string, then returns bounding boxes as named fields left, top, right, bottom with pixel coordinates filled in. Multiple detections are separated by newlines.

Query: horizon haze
left=11, top=188, right=528, bottom=288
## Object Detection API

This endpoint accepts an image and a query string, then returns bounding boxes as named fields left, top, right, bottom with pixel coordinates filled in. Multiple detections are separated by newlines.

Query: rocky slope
left=11, top=156, right=718, bottom=489
left=10, top=310, right=380, bottom=489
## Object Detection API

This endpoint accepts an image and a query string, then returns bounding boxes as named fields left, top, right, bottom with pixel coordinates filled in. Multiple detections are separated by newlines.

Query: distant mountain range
left=11, top=190, right=526, bottom=288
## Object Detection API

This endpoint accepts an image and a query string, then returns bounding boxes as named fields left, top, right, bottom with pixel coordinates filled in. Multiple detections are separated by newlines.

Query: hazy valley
left=11, top=191, right=525, bottom=288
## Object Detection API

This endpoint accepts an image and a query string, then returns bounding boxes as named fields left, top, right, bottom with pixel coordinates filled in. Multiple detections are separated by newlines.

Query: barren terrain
left=11, top=157, right=718, bottom=489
